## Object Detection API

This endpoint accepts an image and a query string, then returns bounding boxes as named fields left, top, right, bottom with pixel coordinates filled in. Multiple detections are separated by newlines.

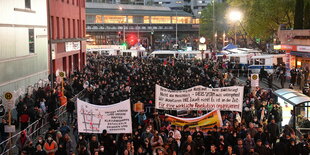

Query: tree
left=200, top=2, right=229, bottom=43
left=294, top=0, right=304, bottom=29
left=228, top=0, right=295, bottom=50
left=304, top=1, right=310, bottom=29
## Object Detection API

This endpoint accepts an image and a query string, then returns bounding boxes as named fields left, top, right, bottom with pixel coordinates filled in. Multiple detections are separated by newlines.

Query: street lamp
left=199, top=37, right=206, bottom=44
left=228, top=10, right=242, bottom=45
left=199, top=37, right=206, bottom=62
left=119, top=6, right=126, bottom=44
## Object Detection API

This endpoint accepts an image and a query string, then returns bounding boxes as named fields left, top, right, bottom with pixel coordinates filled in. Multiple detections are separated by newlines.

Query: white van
left=87, top=48, right=119, bottom=56
left=121, top=50, right=147, bottom=57
left=248, top=54, right=286, bottom=73
left=179, top=51, right=210, bottom=60
left=148, top=50, right=179, bottom=59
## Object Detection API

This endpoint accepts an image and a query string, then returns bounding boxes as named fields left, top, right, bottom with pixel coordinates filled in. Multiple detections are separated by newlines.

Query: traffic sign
left=3, top=92, right=15, bottom=110
left=59, top=72, right=65, bottom=78
left=199, top=44, right=207, bottom=50
left=4, top=92, right=13, bottom=100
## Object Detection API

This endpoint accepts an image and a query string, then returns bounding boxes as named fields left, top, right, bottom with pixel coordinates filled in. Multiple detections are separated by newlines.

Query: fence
left=0, top=89, right=85, bottom=155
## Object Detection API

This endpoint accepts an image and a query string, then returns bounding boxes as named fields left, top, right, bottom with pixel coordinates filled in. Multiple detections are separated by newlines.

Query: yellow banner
left=166, top=110, right=223, bottom=131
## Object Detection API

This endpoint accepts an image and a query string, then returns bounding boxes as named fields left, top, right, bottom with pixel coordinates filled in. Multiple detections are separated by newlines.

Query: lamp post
left=175, top=11, right=178, bottom=49
left=228, top=10, right=242, bottom=45
left=119, top=6, right=126, bottom=44
left=199, top=37, right=206, bottom=62
left=212, top=0, right=215, bottom=50
left=223, top=31, right=226, bottom=47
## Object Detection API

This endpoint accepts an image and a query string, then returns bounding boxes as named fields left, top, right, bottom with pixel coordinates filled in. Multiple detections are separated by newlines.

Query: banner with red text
left=155, top=85, right=243, bottom=112
left=77, top=99, right=132, bottom=134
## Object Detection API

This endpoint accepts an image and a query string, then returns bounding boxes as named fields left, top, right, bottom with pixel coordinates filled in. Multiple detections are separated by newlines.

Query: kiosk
left=274, top=89, right=310, bottom=132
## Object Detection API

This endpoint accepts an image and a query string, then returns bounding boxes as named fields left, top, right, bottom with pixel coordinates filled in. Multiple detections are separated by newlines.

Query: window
left=127, top=16, right=133, bottom=24
left=172, top=16, right=192, bottom=24
left=158, top=2, right=162, bottom=4
left=86, top=15, right=95, bottom=23
left=133, top=16, right=143, bottom=23
left=62, top=18, right=66, bottom=38
left=103, top=15, right=127, bottom=23
left=95, top=15, right=103, bottom=23
left=28, top=29, right=35, bottom=53
left=151, top=16, right=171, bottom=24
left=192, top=18, right=200, bottom=24
left=51, top=16, right=55, bottom=39
left=56, top=17, right=60, bottom=39
left=175, top=1, right=182, bottom=4
left=25, top=0, right=31, bottom=9
left=77, top=20, right=80, bottom=37
left=86, top=0, right=92, bottom=2
left=143, top=16, right=150, bottom=23
left=83, top=20, right=85, bottom=37
left=73, top=19, right=76, bottom=38
left=68, top=18, right=71, bottom=38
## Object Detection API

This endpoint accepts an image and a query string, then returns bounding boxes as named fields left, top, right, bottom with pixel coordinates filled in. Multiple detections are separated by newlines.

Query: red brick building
left=48, top=0, right=86, bottom=76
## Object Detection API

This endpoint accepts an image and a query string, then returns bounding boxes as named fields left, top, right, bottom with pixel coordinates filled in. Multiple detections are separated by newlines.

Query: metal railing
left=0, top=89, right=85, bottom=155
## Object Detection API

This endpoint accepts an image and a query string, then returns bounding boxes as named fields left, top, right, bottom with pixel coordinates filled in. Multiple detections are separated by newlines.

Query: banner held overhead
left=77, top=99, right=132, bottom=134
left=155, top=85, right=244, bottom=112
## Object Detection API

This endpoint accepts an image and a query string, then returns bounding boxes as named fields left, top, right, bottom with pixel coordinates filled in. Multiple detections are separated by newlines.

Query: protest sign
left=77, top=99, right=132, bottom=134
left=165, top=110, right=222, bottom=131
left=155, top=85, right=244, bottom=112
left=251, top=74, right=259, bottom=87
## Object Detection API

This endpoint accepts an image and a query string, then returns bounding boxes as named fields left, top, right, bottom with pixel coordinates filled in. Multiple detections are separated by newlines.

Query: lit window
left=172, top=16, right=192, bottom=24
left=144, top=16, right=150, bottom=23
left=176, top=1, right=182, bottom=4
left=198, top=0, right=202, bottom=3
left=151, top=16, right=171, bottom=24
left=192, top=18, right=200, bottom=24
left=127, top=16, right=133, bottom=23
left=95, top=15, right=103, bottom=23
left=104, top=15, right=127, bottom=23
left=29, top=29, right=35, bottom=53
left=198, top=11, right=201, bottom=15
left=159, top=2, right=162, bottom=4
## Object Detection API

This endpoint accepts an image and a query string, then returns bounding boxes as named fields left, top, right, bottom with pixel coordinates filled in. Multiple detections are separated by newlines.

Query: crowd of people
left=1, top=52, right=310, bottom=155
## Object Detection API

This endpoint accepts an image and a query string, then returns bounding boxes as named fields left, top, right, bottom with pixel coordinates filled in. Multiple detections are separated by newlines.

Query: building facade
left=0, top=0, right=48, bottom=93
left=277, top=28, right=310, bottom=70
left=86, top=3, right=200, bottom=50
left=49, top=0, right=86, bottom=76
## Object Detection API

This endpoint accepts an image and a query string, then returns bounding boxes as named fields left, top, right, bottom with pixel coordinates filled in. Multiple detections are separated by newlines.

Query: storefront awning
left=274, top=89, right=310, bottom=106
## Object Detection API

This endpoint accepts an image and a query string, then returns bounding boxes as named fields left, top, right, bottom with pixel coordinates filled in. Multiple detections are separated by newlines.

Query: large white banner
left=155, top=85, right=244, bottom=112
left=77, top=99, right=132, bottom=134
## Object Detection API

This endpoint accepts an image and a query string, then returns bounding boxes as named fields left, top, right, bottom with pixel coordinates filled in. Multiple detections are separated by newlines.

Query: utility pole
left=212, top=0, right=216, bottom=51
left=47, top=0, right=54, bottom=88
left=175, top=11, right=178, bottom=48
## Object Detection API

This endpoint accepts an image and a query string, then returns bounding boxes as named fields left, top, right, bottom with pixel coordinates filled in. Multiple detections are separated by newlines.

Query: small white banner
left=77, top=99, right=132, bottom=134
left=155, top=85, right=244, bottom=112
left=251, top=74, right=259, bottom=87
left=65, top=42, right=80, bottom=52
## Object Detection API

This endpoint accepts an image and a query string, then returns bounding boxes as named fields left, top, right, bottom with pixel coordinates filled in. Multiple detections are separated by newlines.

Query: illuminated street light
left=118, top=6, right=123, bottom=11
left=229, top=10, right=242, bottom=22
left=199, top=37, right=206, bottom=44
left=228, top=10, right=243, bottom=45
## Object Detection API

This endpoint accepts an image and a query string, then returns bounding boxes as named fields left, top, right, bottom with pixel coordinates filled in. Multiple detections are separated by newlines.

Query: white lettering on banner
left=155, top=85, right=244, bottom=112
left=77, top=99, right=132, bottom=134
left=65, top=42, right=80, bottom=52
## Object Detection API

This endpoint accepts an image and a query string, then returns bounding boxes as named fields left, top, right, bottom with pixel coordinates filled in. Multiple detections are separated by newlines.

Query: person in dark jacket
left=267, top=118, right=279, bottom=147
